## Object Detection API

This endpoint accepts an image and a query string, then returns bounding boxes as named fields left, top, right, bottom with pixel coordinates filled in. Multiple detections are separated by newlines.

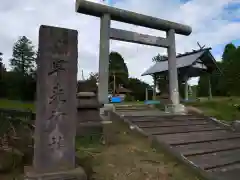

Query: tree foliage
left=152, top=53, right=167, bottom=63
left=222, top=43, right=236, bottom=63
left=151, top=53, right=168, bottom=94
left=77, top=72, right=99, bottom=93
left=108, top=51, right=152, bottom=100
left=0, top=52, right=7, bottom=98
left=109, top=52, right=129, bottom=91
left=222, top=44, right=240, bottom=96
left=198, top=74, right=209, bottom=97
left=0, top=52, right=2, bottom=62
left=0, top=36, right=37, bottom=101
left=126, top=78, right=152, bottom=101
left=10, top=36, right=36, bottom=75
left=0, top=52, right=5, bottom=74
left=198, top=43, right=240, bottom=97
left=88, top=72, right=99, bottom=83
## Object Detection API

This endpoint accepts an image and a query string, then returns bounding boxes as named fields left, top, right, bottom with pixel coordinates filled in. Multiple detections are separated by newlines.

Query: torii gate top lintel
left=76, top=0, right=192, bottom=36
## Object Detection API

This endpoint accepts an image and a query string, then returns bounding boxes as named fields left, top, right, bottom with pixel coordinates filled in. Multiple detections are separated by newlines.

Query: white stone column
left=98, top=14, right=111, bottom=104
left=167, top=29, right=180, bottom=109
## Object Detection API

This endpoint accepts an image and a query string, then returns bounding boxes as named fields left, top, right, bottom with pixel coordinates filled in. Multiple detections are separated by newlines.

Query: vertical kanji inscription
left=34, top=25, right=78, bottom=173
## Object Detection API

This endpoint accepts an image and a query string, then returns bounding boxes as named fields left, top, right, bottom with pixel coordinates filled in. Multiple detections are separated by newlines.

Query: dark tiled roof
left=142, top=48, right=215, bottom=76
left=116, top=87, right=132, bottom=93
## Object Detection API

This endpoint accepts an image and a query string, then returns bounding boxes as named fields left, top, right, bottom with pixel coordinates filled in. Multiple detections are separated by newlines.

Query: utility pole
left=145, top=88, right=148, bottom=101
left=113, top=71, right=116, bottom=96
left=81, top=70, right=85, bottom=80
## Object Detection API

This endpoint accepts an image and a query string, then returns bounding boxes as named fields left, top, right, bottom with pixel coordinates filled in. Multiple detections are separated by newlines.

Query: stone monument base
left=24, top=166, right=87, bottom=180
left=165, top=104, right=186, bottom=115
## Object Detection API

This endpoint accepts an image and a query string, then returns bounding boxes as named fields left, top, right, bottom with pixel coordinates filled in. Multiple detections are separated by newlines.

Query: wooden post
left=184, top=76, right=188, bottom=101
left=153, top=74, right=157, bottom=100
left=113, top=72, right=116, bottom=96
left=208, top=74, right=212, bottom=100
left=145, top=88, right=148, bottom=101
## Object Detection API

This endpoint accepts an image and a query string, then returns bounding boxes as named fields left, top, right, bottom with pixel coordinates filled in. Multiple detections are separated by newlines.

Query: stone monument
left=77, top=91, right=103, bottom=137
left=24, top=25, right=86, bottom=180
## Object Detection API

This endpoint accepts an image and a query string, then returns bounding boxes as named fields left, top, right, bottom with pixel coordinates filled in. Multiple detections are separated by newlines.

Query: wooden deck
left=112, top=107, right=240, bottom=180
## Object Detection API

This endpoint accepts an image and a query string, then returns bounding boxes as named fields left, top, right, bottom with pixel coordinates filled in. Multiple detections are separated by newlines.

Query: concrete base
left=165, top=104, right=186, bottom=115
left=100, top=104, right=115, bottom=115
left=24, top=166, right=87, bottom=180
left=232, top=120, right=240, bottom=131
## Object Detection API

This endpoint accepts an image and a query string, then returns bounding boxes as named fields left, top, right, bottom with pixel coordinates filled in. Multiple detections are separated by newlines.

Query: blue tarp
left=144, top=100, right=161, bottom=105
left=181, top=99, right=197, bottom=103
left=111, top=96, right=122, bottom=103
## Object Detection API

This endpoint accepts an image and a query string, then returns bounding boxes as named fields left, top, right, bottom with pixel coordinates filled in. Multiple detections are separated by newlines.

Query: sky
left=0, top=0, right=239, bottom=86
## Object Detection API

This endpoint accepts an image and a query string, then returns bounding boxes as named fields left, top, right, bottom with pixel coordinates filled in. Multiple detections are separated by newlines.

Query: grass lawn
left=185, top=97, right=240, bottom=122
left=0, top=99, right=35, bottom=111
left=0, top=99, right=146, bottom=110
left=114, top=101, right=145, bottom=105
left=1, top=97, right=240, bottom=122
left=76, top=119, right=204, bottom=180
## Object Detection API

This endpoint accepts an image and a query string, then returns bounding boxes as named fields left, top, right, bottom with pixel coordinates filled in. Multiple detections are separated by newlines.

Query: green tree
left=8, top=36, right=37, bottom=100
left=88, top=72, right=99, bottom=83
left=0, top=52, right=7, bottom=98
left=109, top=52, right=129, bottom=92
left=221, top=43, right=236, bottom=96
left=10, top=36, right=36, bottom=75
left=126, top=78, right=152, bottom=101
left=221, top=43, right=239, bottom=96
left=86, top=72, right=99, bottom=92
left=152, top=53, right=167, bottom=63
left=197, top=74, right=209, bottom=97
left=0, top=52, right=2, bottom=62
left=227, top=47, right=240, bottom=95
left=0, top=52, right=5, bottom=72
left=77, top=72, right=99, bottom=93
left=222, top=43, right=236, bottom=63
left=0, top=52, right=4, bottom=73
left=210, top=62, right=226, bottom=96
left=151, top=53, right=168, bottom=94
left=198, top=61, right=226, bottom=97
left=198, top=43, right=239, bottom=97
left=190, top=85, right=198, bottom=99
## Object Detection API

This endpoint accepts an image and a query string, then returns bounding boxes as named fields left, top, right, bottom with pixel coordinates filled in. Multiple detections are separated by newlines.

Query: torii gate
left=75, top=0, right=192, bottom=113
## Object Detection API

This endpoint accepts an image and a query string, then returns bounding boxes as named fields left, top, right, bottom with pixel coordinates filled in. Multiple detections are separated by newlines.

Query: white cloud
left=0, top=0, right=239, bottom=85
